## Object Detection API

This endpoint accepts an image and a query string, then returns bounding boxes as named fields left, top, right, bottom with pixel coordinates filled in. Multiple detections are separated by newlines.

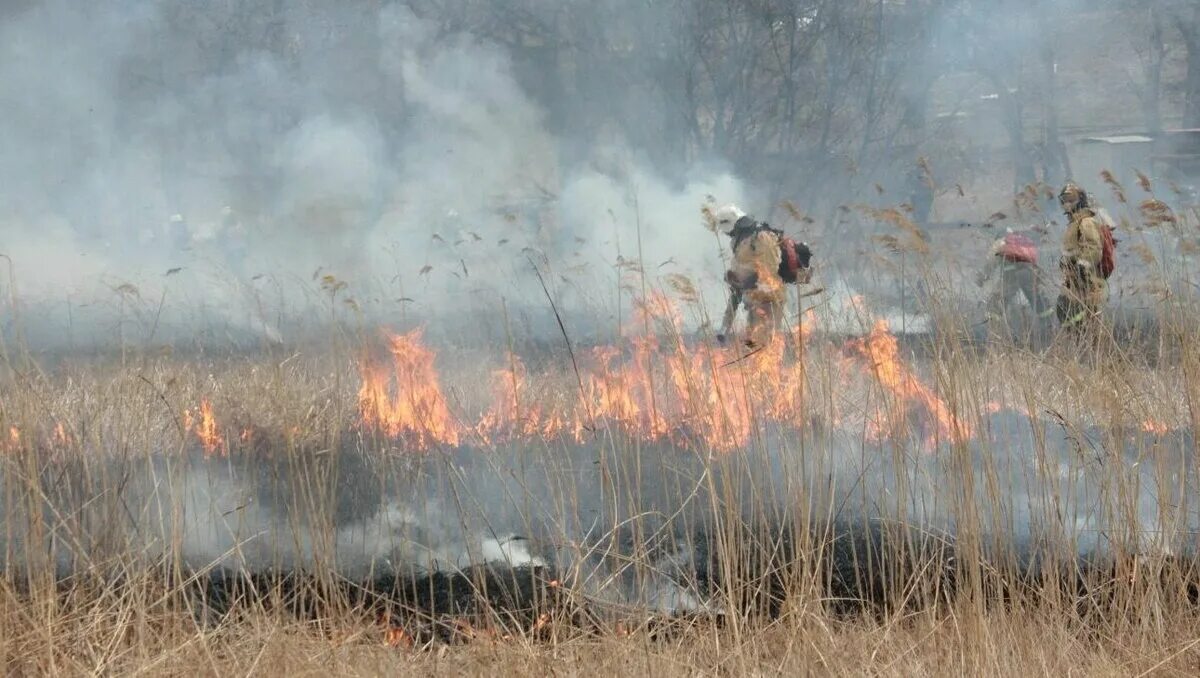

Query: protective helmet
left=1058, top=183, right=1089, bottom=210
left=709, top=204, right=746, bottom=234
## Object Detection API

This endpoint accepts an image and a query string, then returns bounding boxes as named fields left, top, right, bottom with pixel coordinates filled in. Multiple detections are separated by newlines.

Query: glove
left=726, top=269, right=758, bottom=290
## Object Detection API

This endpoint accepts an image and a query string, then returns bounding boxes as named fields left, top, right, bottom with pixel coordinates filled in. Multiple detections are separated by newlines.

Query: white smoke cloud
left=557, top=162, right=748, bottom=303
left=1, top=1, right=751, bottom=347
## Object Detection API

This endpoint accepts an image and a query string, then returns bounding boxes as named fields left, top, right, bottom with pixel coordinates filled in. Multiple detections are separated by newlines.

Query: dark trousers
left=987, top=262, right=1051, bottom=319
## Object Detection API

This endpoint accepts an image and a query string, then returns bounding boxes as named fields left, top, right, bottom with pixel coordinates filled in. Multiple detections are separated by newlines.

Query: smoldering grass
left=0, top=210, right=1198, bottom=674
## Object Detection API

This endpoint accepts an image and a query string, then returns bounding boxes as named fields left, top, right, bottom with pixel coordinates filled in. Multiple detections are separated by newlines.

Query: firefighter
left=1054, top=183, right=1107, bottom=334
left=708, top=204, right=786, bottom=347
left=976, top=228, right=1052, bottom=323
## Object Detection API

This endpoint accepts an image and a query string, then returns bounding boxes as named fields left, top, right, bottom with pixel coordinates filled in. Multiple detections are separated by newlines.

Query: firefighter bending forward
left=976, top=228, right=1051, bottom=322
left=709, top=204, right=787, bottom=347
left=1055, top=183, right=1107, bottom=334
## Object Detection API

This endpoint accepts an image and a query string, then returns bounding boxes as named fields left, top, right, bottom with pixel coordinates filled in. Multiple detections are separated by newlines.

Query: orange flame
left=477, top=354, right=561, bottom=442
left=184, top=398, right=226, bottom=456
left=1141, top=419, right=1170, bottom=435
left=437, top=294, right=816, bottom=453
left=349, top=297, right=989, bottom=453
left=349, top=297, right=981, bottom=455
left=52, top=422, right=71, bottom=447
left=847, top=319, right=972, bottom=447
left=584, top=338, right=671, bottom=442
left=383, top=625, right=412, bottom=649
left=358, top=329, right=460, bottom=448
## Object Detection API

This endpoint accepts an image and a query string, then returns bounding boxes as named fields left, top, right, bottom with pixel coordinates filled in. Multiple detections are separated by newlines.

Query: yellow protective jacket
left=1062, top=208, right=1104, bottom=269
left=720, top=229, right=785, bottom=337
left=1058, top=208, right=1107, bottom=326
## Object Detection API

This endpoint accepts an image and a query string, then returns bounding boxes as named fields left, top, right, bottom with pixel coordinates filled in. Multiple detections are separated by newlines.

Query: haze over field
left=2, top=0, right=1198, bottom=350
left=1, top=4, right=1200, bottom=673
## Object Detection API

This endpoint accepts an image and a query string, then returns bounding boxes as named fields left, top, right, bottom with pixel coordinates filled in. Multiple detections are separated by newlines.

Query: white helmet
left=709, top=203, right=746, bottom=234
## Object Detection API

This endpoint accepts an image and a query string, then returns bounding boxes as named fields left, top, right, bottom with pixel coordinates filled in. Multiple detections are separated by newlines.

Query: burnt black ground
left=1, top=409, right=1194, bottom=629
left=174, top=520, right=1200, bottom=635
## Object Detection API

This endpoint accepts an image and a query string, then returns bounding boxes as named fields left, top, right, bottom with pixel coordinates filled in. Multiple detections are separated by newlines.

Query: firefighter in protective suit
left=708, top=204, right=787, bottom=347
left=976, top=228, right=1052, bottom=322
left=1055, top=183, right=1107, bottom=333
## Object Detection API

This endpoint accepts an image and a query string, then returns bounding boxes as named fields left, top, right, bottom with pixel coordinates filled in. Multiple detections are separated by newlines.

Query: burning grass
left=345, top=299, right=982, bottom=454
left=0, top=273, right=1198, bottom=674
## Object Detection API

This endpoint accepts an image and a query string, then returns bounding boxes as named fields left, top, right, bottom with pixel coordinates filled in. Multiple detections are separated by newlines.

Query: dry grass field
left=2, top=201, right=1199, bottom=677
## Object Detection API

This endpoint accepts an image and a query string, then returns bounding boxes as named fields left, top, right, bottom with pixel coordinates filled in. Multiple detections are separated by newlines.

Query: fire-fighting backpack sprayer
left=779, top=236, right=813, bottom=284
left=728, top=219, right=814, bottom=285
left=997, top=231, right=1038, bottom=264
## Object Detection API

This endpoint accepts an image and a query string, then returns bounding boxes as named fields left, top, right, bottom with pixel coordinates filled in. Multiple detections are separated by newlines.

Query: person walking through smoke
left=1054, top=182, right=1114, bottom=338
left=976, top=227, right=1053, bottom=338
left=707, top=204, right=811, bottom=348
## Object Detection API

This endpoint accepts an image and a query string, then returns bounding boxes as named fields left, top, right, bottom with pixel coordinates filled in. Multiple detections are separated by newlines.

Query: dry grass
left=1, top=204, right=1198, bottom=676
left=2, top=587, right=1200, bottom=676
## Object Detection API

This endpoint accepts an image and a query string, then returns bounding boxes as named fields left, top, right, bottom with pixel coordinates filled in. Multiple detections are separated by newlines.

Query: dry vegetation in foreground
left=2, top=200, right=1200, bottom=675
left=0, top=312, right=1197, bottom=676
left=3, top=597, right=1200, bottom=676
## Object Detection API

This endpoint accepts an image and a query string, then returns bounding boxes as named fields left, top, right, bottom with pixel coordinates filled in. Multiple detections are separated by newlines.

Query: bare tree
left=1172, top=3, right=1200, bottom=128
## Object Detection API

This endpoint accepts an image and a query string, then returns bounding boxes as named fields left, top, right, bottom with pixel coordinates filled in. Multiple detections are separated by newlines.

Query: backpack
left=998, top=232, right=1038, bottom=264
left=778, top=237, right=813, bottom=284
left=728, top=218, right=812, bottom=285
left=728, top=217, right=783, bottom=253
left=1098, top=224, right=1116, bottom=279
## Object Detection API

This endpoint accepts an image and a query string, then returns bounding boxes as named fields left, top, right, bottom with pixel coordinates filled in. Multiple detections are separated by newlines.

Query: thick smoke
left=4, top=1, right=1195, bottom=352
left=0, top=1, right=749, bottom=350
left=1, top=4, right=1198, bottom=617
